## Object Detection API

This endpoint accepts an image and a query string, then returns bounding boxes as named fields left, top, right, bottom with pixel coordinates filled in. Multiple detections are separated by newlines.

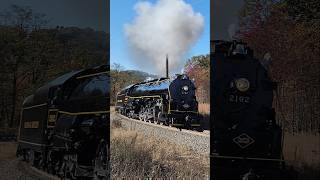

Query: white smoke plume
left=124, top=0, right=204, bottom=76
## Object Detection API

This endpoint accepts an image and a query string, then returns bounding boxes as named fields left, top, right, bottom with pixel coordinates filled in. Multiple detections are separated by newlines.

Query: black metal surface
left=116, top=75, right=201, bottom=130
left=32, top=70, right=83, bottom=105
left=130, top=78, right=171, bottom=97
left=210, top=40, right=283, bottom=178
left=17, top=65, right=110, bottom=178
left=19, top=105, right=48, bottom=148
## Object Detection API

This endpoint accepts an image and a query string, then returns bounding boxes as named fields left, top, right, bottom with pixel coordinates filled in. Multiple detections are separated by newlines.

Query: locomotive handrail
left=136, top=77, right=169, bottom=86
left=211, top=155, right=285, bottom=162
left=23, top=103, right=47, bottom=110
left=167, top=87, right=171, bottom=114
left=155, top=77, right=169, bottom=84
left=18, top=140, right=48, bottom=147
left=127, top=95, right=162, bottom=99
left=76, top=71, right=109, bottom=79
left=169, top=110, right=198, bottom=114
left=172, top=123, right=201, bottom=126
left=58, top=110, right=110, bottom=115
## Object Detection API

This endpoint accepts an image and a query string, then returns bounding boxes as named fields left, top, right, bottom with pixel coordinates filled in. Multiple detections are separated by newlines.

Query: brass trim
left=23, top=121, right=39, bottom=129
left=47, top=109, right=59, bottom=127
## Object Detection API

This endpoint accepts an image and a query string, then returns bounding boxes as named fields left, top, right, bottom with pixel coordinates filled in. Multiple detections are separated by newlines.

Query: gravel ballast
left=111, top=112, right=210, bottom=155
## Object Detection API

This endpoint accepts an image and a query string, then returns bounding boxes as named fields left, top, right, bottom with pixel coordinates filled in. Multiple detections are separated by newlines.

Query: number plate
left=228, top=94, right=250, bottom=103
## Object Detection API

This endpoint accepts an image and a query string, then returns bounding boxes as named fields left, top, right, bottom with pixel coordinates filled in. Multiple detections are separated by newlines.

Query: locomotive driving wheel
left=156, top=112, right=161, bottom=124
left=56, top=153, right=76, bottom=180
left=169, top=118, right=174, bottom=127
left=138, top=108, right=144, bottom=121
left=94, top=140, right=109, bottom=180
left=153, top=112, right=158, bottom=124
left=24, top=149, right=35, bottom=166
left=152, top=107, right=160, bottom=124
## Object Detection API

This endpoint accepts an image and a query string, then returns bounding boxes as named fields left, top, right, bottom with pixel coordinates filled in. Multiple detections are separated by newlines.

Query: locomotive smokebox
left=166, top=54, right=169, bottom=78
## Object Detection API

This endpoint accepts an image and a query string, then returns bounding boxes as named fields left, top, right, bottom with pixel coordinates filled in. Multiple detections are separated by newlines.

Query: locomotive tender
left=17, top=65, right=110, bottom=179
left=211, top=40, right=284, bottom=179
left=115, top=74, right=203, bottom=131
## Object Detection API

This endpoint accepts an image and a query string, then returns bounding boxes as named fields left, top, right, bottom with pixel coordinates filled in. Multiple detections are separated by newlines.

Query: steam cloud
left=124, top=0, right=204, bottom=75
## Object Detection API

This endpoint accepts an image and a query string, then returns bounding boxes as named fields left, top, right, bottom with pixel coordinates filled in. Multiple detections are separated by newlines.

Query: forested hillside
left=0, top=5, right=108, bottom=128
left=235, top=0, right=319, bottom=134
left=110, top=63, right=158, bottom=105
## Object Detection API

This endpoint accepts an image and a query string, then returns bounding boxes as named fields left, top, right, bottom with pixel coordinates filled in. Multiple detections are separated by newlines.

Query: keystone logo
left=233, top=133, right=255, bottom=149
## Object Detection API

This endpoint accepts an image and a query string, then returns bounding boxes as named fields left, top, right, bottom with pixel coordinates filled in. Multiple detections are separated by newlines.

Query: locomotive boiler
left=211, top=40, right=284, bottom=179
left=17, top=65, right=110, bottom=179
left=116, top=74, right=203, bottom=131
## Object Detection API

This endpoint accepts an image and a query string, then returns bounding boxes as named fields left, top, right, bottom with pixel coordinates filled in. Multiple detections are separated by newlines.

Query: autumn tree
left=235, top=0, right=320, bottom=134
left=184, top=55, right=210, bottom=104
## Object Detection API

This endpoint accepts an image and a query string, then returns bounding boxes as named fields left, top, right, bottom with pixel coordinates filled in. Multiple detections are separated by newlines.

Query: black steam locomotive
left=211, top=40, right=284, bottom=179
left=115, top=75, right=202, bottom=131
left=17, top=65, right=109, bottom=179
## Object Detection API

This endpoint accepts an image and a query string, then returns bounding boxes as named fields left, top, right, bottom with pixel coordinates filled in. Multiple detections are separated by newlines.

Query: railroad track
left=113, top=112, right=210, bottom=136
left=111, top=110, right=210, bottom=155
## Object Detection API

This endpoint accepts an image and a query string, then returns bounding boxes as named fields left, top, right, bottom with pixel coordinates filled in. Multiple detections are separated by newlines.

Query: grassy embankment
left=198, top=103, right=210, bottom=130
left=283, top=133, right=320, bottom=179
left=110, top=120, right=210, bottom=179
left=0, top=142, right=17, bottom=160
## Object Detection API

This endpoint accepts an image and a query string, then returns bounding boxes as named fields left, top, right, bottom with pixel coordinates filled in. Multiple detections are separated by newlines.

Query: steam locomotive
left=115, top=75, right=202, bottom=131
left=211, top=40, right=284, bottom=179
left=17, top=65, right=109, bottom=179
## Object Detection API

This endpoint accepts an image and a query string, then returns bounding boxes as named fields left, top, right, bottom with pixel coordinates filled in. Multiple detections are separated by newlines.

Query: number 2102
left=229, top=94, right=250, bottom=103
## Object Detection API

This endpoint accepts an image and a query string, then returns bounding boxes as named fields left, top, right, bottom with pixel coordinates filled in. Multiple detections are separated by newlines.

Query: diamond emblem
left=233, top=133, right=255, bottom=149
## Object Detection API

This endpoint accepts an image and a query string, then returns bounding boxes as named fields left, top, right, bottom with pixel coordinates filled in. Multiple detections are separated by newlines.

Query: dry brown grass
left=283, top=133, right=320, bottom=179
left=111, top=119, right=123, bottom=129
left=198, top=103, right=210, bottom=115
left=0, top=142, right=17, bottom=160
left=0, top=128, right=17, bottom=135
left=198, top=103, right=210, bottom=130
left=110, top=126, right=209, bottom=179
left=283, top=133, right=320, bottom=167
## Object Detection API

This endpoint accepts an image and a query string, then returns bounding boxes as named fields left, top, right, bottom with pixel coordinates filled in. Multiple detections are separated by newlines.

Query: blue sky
left=110, top=0, right=210, bottom=73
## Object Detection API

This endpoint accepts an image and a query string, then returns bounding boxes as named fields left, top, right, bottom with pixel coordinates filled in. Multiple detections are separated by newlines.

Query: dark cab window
left=70, top=74, right=108, bottom=99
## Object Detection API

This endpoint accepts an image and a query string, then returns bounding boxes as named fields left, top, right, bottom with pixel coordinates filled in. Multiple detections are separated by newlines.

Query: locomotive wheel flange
left=153, top=111, right=161, bottom=124
left=25, top=150, right=35, bottom=166
left=94, top=140, right=109, bottom=180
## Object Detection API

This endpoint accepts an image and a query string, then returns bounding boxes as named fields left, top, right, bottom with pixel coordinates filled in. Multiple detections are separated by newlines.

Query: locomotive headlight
left=182, top=85, right=189, bottom=91
left=235, top=78, right=250, bottom=92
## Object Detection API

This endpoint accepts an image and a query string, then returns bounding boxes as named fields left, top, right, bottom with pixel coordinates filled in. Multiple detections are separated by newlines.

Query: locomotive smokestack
left=166, top=54, right=169, bottom=78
